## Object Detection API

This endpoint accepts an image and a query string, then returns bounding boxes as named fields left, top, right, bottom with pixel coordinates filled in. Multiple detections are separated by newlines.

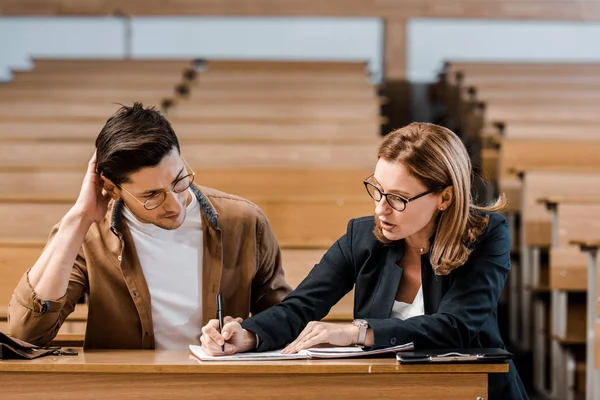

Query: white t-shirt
left=390, top=286, right=425, bottom=320
left=122, top=190, right=203, bottom=350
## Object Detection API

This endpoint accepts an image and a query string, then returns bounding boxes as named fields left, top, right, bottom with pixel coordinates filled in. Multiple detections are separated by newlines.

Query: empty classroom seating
left=542, top=200, right=600, bottom=399
left=0, top=141, right=380, bottom=169
left=0, top=59, right=381, bottom=346
left=433, top=60, right=600, bottom=400
left=518, top=173, right=600, bottom=399
left=0, top=120, right=380, bottom=142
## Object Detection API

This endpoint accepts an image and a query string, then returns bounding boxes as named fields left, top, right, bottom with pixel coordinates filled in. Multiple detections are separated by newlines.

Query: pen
left=216, top=292, right=225, bottom=352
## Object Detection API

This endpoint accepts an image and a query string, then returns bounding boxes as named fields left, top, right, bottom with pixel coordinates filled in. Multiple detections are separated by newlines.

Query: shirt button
left=390, top=337, right=397, bottom=345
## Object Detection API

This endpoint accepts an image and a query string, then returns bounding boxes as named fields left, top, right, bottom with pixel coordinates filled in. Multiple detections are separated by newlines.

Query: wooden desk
left=0, top=349, right=507, bottom=399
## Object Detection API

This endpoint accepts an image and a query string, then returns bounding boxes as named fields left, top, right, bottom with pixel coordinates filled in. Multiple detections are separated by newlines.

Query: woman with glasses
left=201, top=122, right=527, bottom=399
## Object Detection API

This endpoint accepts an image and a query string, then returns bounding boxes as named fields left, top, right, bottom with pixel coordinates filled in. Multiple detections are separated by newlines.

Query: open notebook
left=190, top=342, right=414, bottom=361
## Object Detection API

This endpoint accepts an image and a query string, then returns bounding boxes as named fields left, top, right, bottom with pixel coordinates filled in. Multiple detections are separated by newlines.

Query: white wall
left=0, top=17, right=383, bottom=82
left=408, top=19, right=600, bottom=82
left=0, top=17, right=125, bottom=80
left=4, top=17, right=600, bottom=84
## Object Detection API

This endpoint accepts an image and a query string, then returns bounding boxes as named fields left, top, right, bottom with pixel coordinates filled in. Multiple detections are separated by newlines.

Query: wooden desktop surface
left=0, top=349, right=508, bottom=399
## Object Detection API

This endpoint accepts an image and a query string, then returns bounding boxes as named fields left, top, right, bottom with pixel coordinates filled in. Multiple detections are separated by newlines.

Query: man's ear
left=101, top=176, right=120, bottom=201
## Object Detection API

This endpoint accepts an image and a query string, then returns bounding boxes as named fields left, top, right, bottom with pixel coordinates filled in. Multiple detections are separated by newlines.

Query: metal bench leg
left=507, top=212, right=520, bottom=345
left=566, top=349, right=576, bottom=400
left=551, top=290, right=568, bottom=399
left=533, top=297, right=548, bottom=394
left=585, top=249, right=598, bottom=400
left=521, top=246, right=532, bottom=349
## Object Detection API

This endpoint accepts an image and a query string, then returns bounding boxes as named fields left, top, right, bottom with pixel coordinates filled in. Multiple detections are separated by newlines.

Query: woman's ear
left=101, top=176, right=120, bottom=201
left=438, top=186, right=453, bottom=211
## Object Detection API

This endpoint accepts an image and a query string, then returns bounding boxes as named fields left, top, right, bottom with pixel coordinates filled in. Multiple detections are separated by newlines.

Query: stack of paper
left=189, top=342, right=414, bottom=361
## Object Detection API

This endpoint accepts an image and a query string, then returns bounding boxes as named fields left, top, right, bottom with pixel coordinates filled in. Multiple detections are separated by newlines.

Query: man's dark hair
left=95, top=102, right=180, bottom=186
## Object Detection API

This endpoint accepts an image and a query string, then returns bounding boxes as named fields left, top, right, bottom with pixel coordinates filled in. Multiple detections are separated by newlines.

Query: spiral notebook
left=189, top=341, right=414, bottom=361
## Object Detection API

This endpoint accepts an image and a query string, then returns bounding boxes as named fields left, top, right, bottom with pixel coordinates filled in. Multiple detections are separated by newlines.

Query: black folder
left=396, top=348, right=512, bottom=364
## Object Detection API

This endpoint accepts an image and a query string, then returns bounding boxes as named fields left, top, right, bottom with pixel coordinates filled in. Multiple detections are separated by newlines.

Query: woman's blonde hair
left=374, top=122, right=505, bottom=275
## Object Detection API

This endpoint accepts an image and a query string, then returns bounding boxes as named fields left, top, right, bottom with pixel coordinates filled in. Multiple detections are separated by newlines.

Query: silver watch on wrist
left=352, top=319, right=369, bottom=345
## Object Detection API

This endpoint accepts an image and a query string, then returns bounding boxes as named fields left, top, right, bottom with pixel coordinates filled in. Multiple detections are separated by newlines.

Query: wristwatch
left=352, top=319, right=369, bottom=345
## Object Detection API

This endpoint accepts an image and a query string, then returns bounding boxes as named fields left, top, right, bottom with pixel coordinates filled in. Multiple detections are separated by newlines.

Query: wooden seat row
left=434, top=61, right=600, bottom=400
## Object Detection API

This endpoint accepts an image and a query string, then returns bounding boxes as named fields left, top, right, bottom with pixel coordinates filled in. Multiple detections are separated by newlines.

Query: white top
left=390, top=286, right=425, bottom=320
left=122, top=190, right=203, bottom=350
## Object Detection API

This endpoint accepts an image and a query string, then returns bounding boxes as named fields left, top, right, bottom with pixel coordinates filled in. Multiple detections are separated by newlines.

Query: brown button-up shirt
left=8, top=185, right=292, bottom=349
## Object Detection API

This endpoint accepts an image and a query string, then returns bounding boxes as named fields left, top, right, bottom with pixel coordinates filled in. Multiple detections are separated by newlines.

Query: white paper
left=189, top=342, right=414, bottom=362
left=303, top=343, right=414, bottom=359
left=189, top=345, right=309, bottom=361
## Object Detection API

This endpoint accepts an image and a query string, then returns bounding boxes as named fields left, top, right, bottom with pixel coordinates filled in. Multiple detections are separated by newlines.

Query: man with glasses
left=8, top=102, right=292, bottom=350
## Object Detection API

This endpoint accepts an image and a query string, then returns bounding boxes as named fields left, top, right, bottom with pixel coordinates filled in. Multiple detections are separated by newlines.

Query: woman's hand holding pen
left=200, top=317, right=257, bottom=356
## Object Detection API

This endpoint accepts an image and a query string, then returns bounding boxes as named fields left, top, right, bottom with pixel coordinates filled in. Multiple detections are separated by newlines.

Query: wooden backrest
left=166, top=102, right=380, bottom=120
left=0, top=88, right=174, bottom=105
left=473, top=87, right=600, bottom=103
left=549, top=202, right=600, bottom=292
left=521, top=171, right=600, bottom=247
left=557, top=203, right=600, bottom=247
left=3, top=80, right=181, bottom=91
left=179, top=95, right=378, bottom=106
left=464, top=74, right=600, bottom=88
left=31, top=59, right=193, bottom=71
left=188, top=79, right=374, bottom=92
left=449, top=62, right=600, bottom=76
left=502, top=122, right=600, bottom=141
left=500, top=140, right=600, bottom=176
left=1, top=88, right=376, bottom=104
left=0, top=141, right=379, bottom=169
left=11, top=71, right=185, bottom=84
left=0, top=120, right=380, bottom=141
left=3, top=80, right=179, bottom=108
left=185, top=87, right=378, bottom=101
left=0, top=102, right=165, bottom=119
left=0, top=168, right=373, bottom=201
left=0, top=203, right=70, bottom=242
left=0, top=245, right=42, bottom=309
left=485, top=103, right=600, bottom=123
left=0, top=198, right=373, bottom=247
left=205, top=60, right=368, bottom=74
left=196, top=73, right=369, bottom=85
left=498, top=139, right=600, bottom=210
left=0, top=102, right=380, bottom=122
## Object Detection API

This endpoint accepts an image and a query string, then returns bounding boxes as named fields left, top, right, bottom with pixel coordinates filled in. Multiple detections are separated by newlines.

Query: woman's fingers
left=201, top=319, right=225, bottom=346
left=293, top=332, right=327, bottom=352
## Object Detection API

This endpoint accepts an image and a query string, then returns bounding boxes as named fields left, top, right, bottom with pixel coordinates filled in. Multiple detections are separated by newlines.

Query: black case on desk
left=397, top=348, right=512, bottom=364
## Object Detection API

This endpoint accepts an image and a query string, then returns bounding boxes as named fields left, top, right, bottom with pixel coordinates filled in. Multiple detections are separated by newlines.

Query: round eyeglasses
left=121, top=158, right=195, bottom=210
left=363, top=175, right=448, bottom=212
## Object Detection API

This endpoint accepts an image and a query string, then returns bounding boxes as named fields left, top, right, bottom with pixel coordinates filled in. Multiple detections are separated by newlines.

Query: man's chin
left=155, top=213, right=185, bottom=230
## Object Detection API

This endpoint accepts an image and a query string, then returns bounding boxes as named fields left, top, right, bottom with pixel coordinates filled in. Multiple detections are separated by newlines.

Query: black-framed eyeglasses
left=121, top=157, right=195, bottom=211
left=363, top=174, right=448, bottom=212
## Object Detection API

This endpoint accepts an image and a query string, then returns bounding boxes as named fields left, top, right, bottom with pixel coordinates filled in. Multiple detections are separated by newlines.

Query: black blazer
left=242, top=212, right=527, bottom=399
